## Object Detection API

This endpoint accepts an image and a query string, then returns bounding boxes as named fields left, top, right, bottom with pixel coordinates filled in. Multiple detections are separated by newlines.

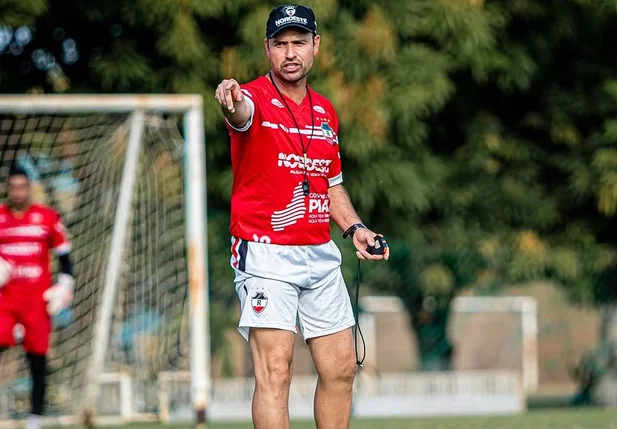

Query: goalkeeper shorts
left=0, top=290, right=51, bottom=354
left=230, top=237, right=356, bottom=341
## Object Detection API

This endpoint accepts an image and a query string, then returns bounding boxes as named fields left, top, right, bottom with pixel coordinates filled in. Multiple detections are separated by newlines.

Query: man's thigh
left=236, top=276, right=300, bottom=341
left=20, top=295, right=51, bottom=355
left=297, top=267, right=355, bottom=341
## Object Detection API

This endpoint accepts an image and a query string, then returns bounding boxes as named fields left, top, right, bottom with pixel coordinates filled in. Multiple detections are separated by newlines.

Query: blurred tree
left=3, top=0, right=617, bottom=381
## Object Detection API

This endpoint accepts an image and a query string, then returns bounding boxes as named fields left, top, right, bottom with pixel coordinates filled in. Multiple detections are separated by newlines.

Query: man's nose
left=284, top=45, right=296, bottom=59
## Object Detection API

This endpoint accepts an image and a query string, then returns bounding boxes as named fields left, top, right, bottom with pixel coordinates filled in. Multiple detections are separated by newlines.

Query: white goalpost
left=0, top=95, right=209, bottom=427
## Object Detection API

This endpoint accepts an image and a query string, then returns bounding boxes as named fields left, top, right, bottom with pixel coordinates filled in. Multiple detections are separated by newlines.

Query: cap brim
left=267, top=23, right=315, bottom=39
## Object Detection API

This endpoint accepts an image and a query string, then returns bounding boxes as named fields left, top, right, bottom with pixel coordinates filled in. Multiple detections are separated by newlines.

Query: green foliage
left=0, top=0, right=47, bottom=26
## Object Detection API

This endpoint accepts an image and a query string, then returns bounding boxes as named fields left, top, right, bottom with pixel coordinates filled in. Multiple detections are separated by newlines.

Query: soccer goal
left=0, top=95, right=209, bottom=427
left=357, top=295, right=537, bottom=417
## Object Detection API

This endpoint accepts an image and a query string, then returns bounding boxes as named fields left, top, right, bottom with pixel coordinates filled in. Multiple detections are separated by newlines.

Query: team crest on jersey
left=320, top=122, right=336, bottom=145
left=284, top=5, right=296, bottom=17
left=251, top=291, right=268, bottom=313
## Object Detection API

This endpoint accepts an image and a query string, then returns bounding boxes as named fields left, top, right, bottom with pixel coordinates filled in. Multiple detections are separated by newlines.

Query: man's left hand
left=44, top=274, right=75, bottom=317
left=352, top=228, right=389, bottom=261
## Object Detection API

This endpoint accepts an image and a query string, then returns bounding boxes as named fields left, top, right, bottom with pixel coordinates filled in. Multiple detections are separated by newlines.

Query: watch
left=342, top=223, right=366, bottom=239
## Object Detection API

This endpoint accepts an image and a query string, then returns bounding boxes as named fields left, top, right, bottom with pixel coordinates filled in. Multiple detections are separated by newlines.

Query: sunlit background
left=2, top=0, right=617, bottom=428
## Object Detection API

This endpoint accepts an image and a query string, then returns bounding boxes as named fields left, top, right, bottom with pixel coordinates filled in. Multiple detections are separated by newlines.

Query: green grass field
left=53, top=408, right=617, bottom=429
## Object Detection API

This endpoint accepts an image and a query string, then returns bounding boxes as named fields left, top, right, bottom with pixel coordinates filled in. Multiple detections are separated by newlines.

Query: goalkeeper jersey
left=225, top=75, right=343, bottom=246
left=0, top=204, right=70, bottom=296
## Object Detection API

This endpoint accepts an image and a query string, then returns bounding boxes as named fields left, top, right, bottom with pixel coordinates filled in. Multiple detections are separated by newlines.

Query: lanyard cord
left=355, top=259, right=366, bottom=366
left=268, top=71, right=315, bottom=194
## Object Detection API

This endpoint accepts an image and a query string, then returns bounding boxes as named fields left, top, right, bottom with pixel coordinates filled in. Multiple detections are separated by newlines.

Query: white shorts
left=230, top=237, right=356, bottom=341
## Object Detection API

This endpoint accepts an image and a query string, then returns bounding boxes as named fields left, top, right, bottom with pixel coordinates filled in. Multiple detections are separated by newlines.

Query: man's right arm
left=215, top=78, right=254, bottom=130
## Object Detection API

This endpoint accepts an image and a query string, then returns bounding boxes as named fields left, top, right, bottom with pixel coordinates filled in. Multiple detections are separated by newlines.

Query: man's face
left=265, top=28, right=320, bottom=83
left=7, top=175, right=31, bottom=210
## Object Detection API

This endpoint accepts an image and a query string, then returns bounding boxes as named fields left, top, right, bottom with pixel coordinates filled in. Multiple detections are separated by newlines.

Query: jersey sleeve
left=49, top=210, right=71, bottom=255
left=224, top=84, right=259, bottom=134
left=328, top=107, right=343, bottom=187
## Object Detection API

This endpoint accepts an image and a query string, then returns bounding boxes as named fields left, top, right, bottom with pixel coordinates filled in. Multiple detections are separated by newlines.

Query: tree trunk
left=590, top=304, right=617, bottom=406
left=411, top=309, right=453, bottom=372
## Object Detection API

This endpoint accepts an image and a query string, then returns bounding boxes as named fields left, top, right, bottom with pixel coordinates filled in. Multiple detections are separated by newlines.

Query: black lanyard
left=269, top=71, right=315, bottom=196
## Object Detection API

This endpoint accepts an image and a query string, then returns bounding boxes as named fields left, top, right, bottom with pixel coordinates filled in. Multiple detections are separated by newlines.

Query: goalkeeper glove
left=0, top=256, right=12, bottom=288
left=43, top=273, right=75, bottom=317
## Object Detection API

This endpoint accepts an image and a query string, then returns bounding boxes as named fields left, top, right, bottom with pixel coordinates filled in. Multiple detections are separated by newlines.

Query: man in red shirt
left=0, top=165, right=75, bottom=429
left=215, top=4, right=389, bottom=428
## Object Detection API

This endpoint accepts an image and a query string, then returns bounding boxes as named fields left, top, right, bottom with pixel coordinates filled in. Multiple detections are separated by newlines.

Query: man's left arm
left=43, top=212, right=75, bottom=316
left=329, top=184, right=389, bottom=261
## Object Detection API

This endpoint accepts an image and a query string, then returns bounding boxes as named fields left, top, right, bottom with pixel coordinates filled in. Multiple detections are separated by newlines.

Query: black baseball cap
left=266, top=4, right=318, bottom=39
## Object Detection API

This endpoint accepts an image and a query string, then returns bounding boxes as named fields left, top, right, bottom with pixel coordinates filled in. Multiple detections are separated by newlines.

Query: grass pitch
left=56, top=408, right=617, bottom=429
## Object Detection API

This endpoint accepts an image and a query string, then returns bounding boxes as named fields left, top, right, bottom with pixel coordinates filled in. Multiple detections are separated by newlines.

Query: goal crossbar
left=0, top=94, right=202, bottom=113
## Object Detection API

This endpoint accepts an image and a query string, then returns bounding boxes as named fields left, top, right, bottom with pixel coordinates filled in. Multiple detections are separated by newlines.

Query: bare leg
left=249, top=328, right=295, bottom=429
left=308, top=328, right=357, bottom=429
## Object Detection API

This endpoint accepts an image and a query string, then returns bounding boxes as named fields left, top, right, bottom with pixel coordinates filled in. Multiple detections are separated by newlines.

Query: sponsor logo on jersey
left=307, top=192, right=331, bottom=224
left=308, top=198, right=329, bottom=213
left=252, top=291, right=268, bottom=313
left=271, top=98, right=285, bottom=108
left=313, top=105, right=326, bottom=114
left=277, top=153, right=332, bottom=174
left=0, top=226, right=46, bottom=238
left=0, top=243, right=42, bottom=256
left=13, top=264, right=42, bottom=279
left=271, top=182, right=306, bottom=231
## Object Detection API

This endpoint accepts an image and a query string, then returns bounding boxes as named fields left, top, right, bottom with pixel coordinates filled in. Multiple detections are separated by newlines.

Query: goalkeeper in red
left=0, top=166, right=75, bottom=429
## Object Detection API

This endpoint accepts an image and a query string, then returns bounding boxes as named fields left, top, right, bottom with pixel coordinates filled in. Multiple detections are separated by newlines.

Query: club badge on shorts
left=251, top=291, right=268, bottom=313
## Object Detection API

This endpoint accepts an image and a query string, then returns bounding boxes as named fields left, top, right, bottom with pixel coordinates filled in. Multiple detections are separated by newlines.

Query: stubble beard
left=275, top=62, right=311, bottom=85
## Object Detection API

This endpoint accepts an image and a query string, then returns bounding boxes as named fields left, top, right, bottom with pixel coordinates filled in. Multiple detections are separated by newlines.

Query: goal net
left=0, top=96, right=208, bottom=426
left=449, top=296, right=538, bottom=392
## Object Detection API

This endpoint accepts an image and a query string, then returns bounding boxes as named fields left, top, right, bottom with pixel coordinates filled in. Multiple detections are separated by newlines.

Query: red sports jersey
left=0, top=204, right=70, bottom=297
left=226, top=75, right=343, bottom=246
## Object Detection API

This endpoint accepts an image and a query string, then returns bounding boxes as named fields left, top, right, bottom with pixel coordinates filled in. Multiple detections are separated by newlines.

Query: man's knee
left=250, top=329, right=294, bottom=394
left=256, top=354, right=293, bottom=392
left=329, top=354, right=357, bottom=385
left=313, top=340, right=357, bottom=386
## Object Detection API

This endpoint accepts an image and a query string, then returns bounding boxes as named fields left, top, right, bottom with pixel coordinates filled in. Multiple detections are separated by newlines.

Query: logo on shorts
left=251, top=291, right=268, bottom=313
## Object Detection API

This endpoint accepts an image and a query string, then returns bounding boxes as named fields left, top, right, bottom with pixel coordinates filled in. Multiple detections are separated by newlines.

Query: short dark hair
left=8, top=164, right=29, bottom=181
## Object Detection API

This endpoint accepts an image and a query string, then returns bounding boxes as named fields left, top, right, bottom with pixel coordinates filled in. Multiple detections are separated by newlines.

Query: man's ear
left=313, top=34, right=321, bottom=56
